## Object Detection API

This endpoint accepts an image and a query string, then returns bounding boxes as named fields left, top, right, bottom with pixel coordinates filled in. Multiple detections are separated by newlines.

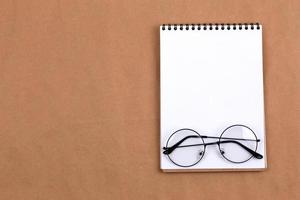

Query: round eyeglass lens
left=166, top=129, right=205, bottom=167
left=219, top=125, right=258, bottom=163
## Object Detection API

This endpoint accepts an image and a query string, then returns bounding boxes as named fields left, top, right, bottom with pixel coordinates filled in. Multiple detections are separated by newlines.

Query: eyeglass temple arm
left=163, top=135, right=260, bottom=154
left=217, top=140, right=263, bottom=159
left=202, top=135, right=260, bottom=142
left=182, top=141, right=263, bottom=159
left=162, top=135, right=199, bottom=155
left=163, top=137, right=263, bottom=159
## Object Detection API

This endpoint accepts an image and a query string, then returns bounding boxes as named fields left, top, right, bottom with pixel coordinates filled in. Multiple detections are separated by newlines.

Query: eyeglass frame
left=162, top=124, right=263, bottom=167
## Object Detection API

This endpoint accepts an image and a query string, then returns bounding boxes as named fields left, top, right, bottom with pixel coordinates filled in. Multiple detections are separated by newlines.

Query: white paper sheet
left=160, top=24, right=266, bottom=171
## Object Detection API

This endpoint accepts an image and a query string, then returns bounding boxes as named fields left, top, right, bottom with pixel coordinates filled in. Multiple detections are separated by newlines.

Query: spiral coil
left=161, top=23, right=261, bottom=31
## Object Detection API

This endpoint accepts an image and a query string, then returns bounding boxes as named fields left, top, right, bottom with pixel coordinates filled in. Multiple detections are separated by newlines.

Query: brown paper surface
left=0, top=0, right=299, bottom=199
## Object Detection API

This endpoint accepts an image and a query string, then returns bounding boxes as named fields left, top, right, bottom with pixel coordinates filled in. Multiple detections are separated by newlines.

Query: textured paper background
left=0, top=0, right=299, bottom=199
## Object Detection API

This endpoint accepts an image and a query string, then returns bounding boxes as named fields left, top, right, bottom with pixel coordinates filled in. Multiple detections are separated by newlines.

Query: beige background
left=0, top=0, right=299, bottom=199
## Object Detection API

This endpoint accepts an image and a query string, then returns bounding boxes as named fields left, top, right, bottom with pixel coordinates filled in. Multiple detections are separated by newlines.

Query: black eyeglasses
left=163, top=124, right=263, bottom=167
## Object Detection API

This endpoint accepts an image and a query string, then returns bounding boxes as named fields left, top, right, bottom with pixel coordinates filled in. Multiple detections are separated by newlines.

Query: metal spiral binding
left=161, top=23, right=261, bottom=31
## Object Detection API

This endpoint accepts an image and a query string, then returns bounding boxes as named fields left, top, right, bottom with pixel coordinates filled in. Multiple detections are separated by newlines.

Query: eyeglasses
left=163, top=124, right=263, bottom=167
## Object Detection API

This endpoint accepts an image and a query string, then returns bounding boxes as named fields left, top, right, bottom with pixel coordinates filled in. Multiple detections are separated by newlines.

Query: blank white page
left=160, top=24, right=266, bottom=171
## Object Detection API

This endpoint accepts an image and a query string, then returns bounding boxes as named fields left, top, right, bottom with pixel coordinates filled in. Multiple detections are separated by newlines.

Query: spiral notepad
left=160, top=23, right=267, bottom=172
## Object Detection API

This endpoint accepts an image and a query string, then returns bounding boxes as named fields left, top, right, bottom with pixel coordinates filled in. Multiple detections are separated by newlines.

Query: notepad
left=160, top=23, right=267, bottom=172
